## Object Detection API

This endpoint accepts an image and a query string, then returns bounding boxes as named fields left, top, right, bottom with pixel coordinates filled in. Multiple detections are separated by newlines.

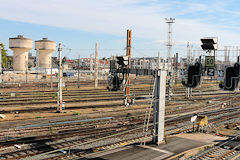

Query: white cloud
left=0, top=0, right=240, bottom=57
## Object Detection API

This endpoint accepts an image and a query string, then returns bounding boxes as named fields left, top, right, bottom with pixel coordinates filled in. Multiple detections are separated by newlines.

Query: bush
left=73, top=111, right=80, bottom=115
left=36, top=116, right=43, bottom=119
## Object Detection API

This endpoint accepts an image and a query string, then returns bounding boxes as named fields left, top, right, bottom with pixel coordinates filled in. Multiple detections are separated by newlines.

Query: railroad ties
left=194, top=134, right=240, bottom=160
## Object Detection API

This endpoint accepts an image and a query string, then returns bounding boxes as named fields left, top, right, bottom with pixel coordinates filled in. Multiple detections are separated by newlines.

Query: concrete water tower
left=35, top=38, right=56, bottom=69
left=9, top=35, right=33, bottom=71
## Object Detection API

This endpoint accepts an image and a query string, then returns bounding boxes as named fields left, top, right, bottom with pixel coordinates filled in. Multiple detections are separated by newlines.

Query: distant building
left=76, top=58, right=110, bottom=71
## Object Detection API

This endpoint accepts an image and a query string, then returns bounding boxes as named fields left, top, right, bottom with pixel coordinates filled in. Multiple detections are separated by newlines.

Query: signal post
left=57, top=43, right=63, bottom=113
left=126, top=30, right=132, bottom=104
left=112, top=30, right=167, bottom=144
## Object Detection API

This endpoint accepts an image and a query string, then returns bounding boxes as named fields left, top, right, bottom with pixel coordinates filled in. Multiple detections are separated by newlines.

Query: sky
left=0, top=0, right=240, bottom=59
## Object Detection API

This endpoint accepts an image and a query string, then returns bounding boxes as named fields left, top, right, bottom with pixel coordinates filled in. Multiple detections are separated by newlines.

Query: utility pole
left=180, top=57, right=183, bottom=69
left=103, top=59, right=106, bottom=80
left=165, top=18, right=175, bottom=101
left=50, top=57, right=53, bottom=89
left=94, top=43, right=98, bottom=88
left=0, top=45, right=2, bottom=83
left=186, top=42, right=193, bottom=98
left=224, top=46, right=227, bottom=65
left=224, top=46, right=228, bottom=66
left=134, top=58, right=136, bottom=69
left=90, top=53, right=93, bottom=80
left=57, top=43, right=63, bottom=113
left=175, top=53, right=178, bottom=84
left=25, top=59, right=28, bottom=83
left=36, top=49, right=39, bottom=81
left=77, top=55, right=80, bottom=88
left=187, top=42, right=192, bottom=64
left=126, top=29, right=132, bottom=103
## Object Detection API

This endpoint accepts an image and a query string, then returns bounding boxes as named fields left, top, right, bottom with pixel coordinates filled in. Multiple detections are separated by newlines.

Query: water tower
left=35, top=38, right=56, bottom=68
left=9, top=35, right=33, bottom=71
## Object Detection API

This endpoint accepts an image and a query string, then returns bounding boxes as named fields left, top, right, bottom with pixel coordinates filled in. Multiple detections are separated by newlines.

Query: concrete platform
left=83, top=133, right=226, bottom=160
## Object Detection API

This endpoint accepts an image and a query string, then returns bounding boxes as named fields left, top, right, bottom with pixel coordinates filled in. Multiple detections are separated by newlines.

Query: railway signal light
left=57, top=57, right=67, bottom=66
left=110, top=60, right=116, bottom=70
left=182, top=62, right=202, bottom=88
left=116, top=56, right=129, bottom=66
left=200, top=37, right=218, bottom=50
left=62, top=57, right=66, bottom=64
left=222, top=62, right=240, bottom=91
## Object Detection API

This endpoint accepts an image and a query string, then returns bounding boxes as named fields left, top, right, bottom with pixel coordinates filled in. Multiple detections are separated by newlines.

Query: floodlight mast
left=165, top=18, right=175, bottom=101
left=165, top=18, right=175, bottom=70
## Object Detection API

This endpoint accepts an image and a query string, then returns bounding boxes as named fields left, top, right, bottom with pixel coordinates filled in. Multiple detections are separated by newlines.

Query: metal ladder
left=141, top=76, right=156, bottom=145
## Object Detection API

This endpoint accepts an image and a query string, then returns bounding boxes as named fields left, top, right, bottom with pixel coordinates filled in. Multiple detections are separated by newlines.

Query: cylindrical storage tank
left=35, top=38, right=56, bottom=69
left=9, top=35, right=33, bottom=71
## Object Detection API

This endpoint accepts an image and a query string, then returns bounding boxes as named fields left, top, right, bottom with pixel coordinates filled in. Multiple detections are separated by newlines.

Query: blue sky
left=0, top=0, right=240, bottom=59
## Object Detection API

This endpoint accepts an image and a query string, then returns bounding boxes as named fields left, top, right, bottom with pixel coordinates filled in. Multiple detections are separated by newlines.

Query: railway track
left=26, top=111, right=240, bottom=160
left=0, top=95, right=239, bottom=141
left=0, top=106, right=239, bottom=160
left=1, top=99, right=239, bottom=142
left=189, top=133, right=240, bottom=160
left=0, top=78, right=238, bottom=160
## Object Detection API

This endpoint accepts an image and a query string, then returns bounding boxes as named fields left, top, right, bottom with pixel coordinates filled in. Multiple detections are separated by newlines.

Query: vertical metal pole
left=187, top=42, right=191, bottom=64
left=158, top=52, right=161, bottom=70
left=13, top=70, right=15, bottom=83
left=78, top=55, right=80, bottom=88
left=148, top=59, right=151, bottom=69
left=175, top=53, right=178, bottom=84
left=0, top=45, right=2, bottom=83
left=90, top=54, right=93, bottom=80
left=227, top=47, right=230, bottom=65
left=36, top=49, right=39, bottom=81
left=165, top=18, right=175, bottom=71
left=153, top=70, right=167, bottom=144
left=50, top=57, right=53, bottom=89
left=186, top=43, right=191, bottom=98
left=103, top=59, right=106, bottom=80
left=134, top=58, right=136, bottom=69
left=165, top=19, right=174, bottom=101
left=25, top=60, right=28, bottom=83
left=224, top=46, right=227, bottom=65
left=180, top=57, right=183, bottom=69
left=126, top=29, right=132, bottom=103
left=58, top=43, right=63, bottom=113
left=236, top=46, right=239, bottom=61
left=136, top=58, right=138, bottom=69
left=186, top=87, right=189, bottom=98
left=94, top=43, right=98, bottom=88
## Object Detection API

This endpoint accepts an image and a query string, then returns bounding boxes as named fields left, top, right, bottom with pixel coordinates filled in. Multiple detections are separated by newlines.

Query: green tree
left=0, top=43, right=8, bottom=68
